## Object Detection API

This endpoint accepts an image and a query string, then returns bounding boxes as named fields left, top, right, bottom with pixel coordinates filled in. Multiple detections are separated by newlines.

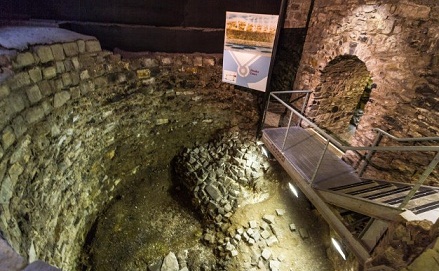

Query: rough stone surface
left=160, top=252, right=179, bottom=271
left=53, top=91, right=71, bottom=108
left=35, top=46, right=54, bottom=63
left=0, top=33, right=260, bottom=271
left=12, top=52, right=35, bottom=69
left=294, top=0, right=439, bottom=186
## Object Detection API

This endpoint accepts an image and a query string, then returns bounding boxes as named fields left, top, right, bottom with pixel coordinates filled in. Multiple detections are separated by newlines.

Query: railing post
left=297, top=92, right=310, bottom=127
left=281, top=108, right=294, bottom=150
left=357, top=131, right=383, bottom=177
left=311, top=140, right=330, bottom=185
left=258, top=93, right=273, bottom=137
left=398, top=151, right=439, bottom=210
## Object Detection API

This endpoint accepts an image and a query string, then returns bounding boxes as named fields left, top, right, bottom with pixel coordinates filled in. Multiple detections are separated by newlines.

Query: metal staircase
left=260, top=91, right=439, bottom=265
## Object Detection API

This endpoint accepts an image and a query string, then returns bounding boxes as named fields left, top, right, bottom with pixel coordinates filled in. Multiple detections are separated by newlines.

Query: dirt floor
left=83, top=157, right=335, bottom=271
left=229, top=162, right=334, bottom=271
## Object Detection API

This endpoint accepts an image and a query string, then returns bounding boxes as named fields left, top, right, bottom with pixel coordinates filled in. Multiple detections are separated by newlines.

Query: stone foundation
left=0, top=27, right=261, bottom=270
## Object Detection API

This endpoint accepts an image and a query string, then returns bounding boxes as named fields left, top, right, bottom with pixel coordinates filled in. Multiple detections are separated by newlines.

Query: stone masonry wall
left=284, top=0, right=312, bottom=28
left=293, top=0, right=439, bottom=184
left=0, top=31, right=261, bottom=270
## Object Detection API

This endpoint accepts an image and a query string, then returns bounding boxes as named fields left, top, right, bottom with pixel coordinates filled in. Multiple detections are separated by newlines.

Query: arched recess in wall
left=308, top=55, right=374, bottom=143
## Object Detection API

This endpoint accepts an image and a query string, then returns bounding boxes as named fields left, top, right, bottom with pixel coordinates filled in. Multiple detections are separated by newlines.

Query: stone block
left=12, top=116, right=27, bottom=138
left=42, top=67, right=57, bottom=80
left=269, top=260, right=280, bottom=270
left=161, top=252, right=179, bottom=271
left=10, top=136, right=31, bottom=164
left=61, top=73, right=72, bottom=87
left=79, top=80, right=94, bottom=94
left=41, top=100, right=53, bottom=116
left=53, top=91, right=71, bottom=108
left=298, top=228, right=309, bottom=239
left=161, top=57, right=172, bottom=65
left=262, top=215, right=275, bottom=224
left=24, top=106, right=45, bottom=124
left=12, top=52, right=35, bottom=69
left=249, top=220, right=259, bottom=229
left=55, top=61, right=66, bottom=74
left=398, top=2, right=431, bottom=19
left=71, top=72, right=80, bottom=86
left=85, top=40, right=102, bottom=52
left=63, top=42, right=79, bottom=57
left=80, top=70, right=90, bottom=80
left=0, top=85, right=10, bottom=99
left=261, top=248, right=271, bottom=260
left=261, top=230, right=271, bottom=240
left=71, top=57, right=80, bottom=70
left=77, top=40, right=86, bottom=53
left=147, top=260, right=162, bottom=271
left=137, top=69, right=151, bottom=79
left=289, top=223, right=296, bottom=232
left=203, top=58, right=215, bottom=66
left=54, top=79, right=64, bottom=90
left=37, top=80, right=53, bottom=97
left=205, top=183, right=222, bottom=201
left=6, top=94, right=25, bottom=114
left=266, top=236, right=278, bottom=246
left=70, top=86, right=81, bottom=100
left=0, top=176, right=14, bottom=204
left=9, top=72, right=31, bottom=90
left=25, top=85, right=42, bottom=104
left=28, top=67, right=42, bottom=83
left=35, top=46, right=54, bottom=63
left=275, top=209, right=285, bottom=216
left=50, top=44, right=65, bottom=61
left=64, top=59, right=74, bottom=72
left=2, top=126, right=16, bottom=150
left=194, top=56, right=203, bottom=67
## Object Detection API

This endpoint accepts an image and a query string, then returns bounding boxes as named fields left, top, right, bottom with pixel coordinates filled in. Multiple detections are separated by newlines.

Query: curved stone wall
left=294, top=0, right=439, bottom=184
left=0, top=29, right=261, bottom=270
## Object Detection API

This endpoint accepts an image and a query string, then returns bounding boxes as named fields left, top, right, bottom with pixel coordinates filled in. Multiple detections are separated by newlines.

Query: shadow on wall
left=307, top=55, right=372, bottom=144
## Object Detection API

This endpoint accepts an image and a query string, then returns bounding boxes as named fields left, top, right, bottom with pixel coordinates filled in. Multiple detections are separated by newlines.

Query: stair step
left=329, top=180, right=375, bottom=191
left=365, top=186, right=412, bottom=200
left=383, top=189, right=437, bottom=205
left=348, top=183, right=393, bottom=196
left=410, top=201, right=439, bottom=214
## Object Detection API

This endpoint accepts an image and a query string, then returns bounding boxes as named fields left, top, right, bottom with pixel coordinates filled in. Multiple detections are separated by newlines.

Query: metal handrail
left=268, top=93, right=439, bottom=152
left=372, top=128, right=439, bottom=143
left=266, top=91, right=439, bottom=211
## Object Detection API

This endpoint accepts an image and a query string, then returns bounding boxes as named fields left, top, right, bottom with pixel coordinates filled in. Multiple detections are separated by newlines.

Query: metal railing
left=265, top=91, right=439, bottom=210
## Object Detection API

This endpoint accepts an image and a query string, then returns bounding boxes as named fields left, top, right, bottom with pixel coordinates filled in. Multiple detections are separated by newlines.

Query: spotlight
left=288, top=183, right=299, bottom=198
left=331, top=238, right=347, bottom=260
left=261, top=146, right=269, bottom=158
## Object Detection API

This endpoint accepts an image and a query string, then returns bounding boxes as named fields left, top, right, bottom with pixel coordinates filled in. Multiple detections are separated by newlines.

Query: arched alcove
left=308, top=55, right=373, bottom=143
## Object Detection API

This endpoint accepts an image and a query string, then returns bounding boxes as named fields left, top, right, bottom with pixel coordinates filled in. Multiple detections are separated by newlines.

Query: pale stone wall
left=0, top=34, right=260, bottom=270
left=293, top=0, right=439, bottom=184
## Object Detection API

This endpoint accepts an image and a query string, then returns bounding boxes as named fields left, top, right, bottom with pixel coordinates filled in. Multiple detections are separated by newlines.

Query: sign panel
left=222, top=12, right=279, bottom=92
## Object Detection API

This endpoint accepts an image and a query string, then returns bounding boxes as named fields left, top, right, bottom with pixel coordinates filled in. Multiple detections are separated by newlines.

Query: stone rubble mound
left=174, top=132, right=270, bottom=227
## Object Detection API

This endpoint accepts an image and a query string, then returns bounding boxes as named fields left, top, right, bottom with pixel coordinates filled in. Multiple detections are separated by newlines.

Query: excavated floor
left=82, top=160, right=334, bottom=271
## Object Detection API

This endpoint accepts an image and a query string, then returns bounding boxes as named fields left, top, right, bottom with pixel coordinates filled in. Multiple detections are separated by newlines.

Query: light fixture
left=257, top=141, right=269, bottom=158
left=261, top=146, right=269, bottom=158
left=331, top=237, right=347, bottom=260
left=288, top=183, right=299, bottom=198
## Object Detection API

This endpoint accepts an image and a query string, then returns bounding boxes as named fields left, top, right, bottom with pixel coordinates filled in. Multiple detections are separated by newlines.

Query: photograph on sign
left=222, top=12, right=279, bottom=92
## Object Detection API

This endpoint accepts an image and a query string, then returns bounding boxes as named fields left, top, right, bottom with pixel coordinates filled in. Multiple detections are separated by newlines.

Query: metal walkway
left=263, top=127, right=439, bottom=223
left=260, top=91, right=439, bottom=265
